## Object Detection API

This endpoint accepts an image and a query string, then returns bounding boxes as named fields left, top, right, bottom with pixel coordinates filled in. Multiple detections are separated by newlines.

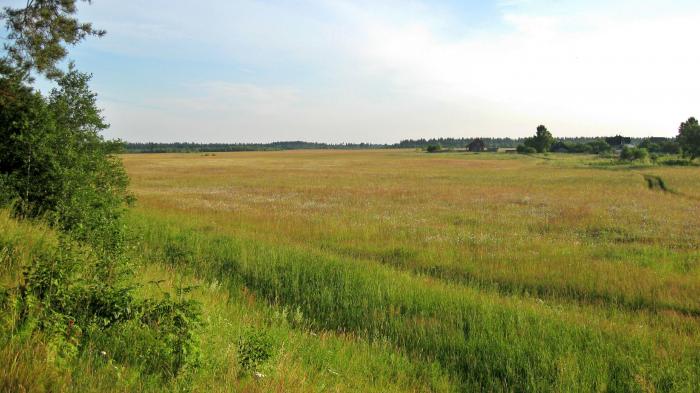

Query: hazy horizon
left=7, top=0, right=700, bottom=143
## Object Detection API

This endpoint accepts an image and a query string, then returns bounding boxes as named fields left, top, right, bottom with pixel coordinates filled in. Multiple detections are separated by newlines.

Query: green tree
left=1, top=1, right=131, bottom=245
left=587, top=140, right=612, bottom=154
left=1, top=2, right=203, bottom=379
left=524, top=125, right=554, bottom=153
left=677, top=117, right=700, bottom=161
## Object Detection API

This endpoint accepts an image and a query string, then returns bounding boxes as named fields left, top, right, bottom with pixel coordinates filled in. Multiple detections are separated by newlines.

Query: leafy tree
left=524, top=125, right=554, bottom=153
left=1, top=66, right=131, bottom=254
left=639, top=139, right=660, bottom=153
left=1, top=1, right=132, bottom=248
left=677, top=117, right=700, bottom=161
left=1, top=1, right=204, bottom=379
left=587, top=140, right=612, bottom=154
left=659, top=141, right=681, bottom=154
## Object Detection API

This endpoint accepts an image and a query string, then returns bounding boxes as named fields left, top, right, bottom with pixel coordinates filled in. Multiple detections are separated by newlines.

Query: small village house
left=467, top=138, right=486, bottom=152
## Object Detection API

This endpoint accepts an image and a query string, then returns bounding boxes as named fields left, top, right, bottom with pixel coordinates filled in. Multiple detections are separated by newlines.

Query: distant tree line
left=513, top=119, right=699, bottom=162
left=125, top=119, right=700, bottom=160
left=126, top=136, right=673, bottom=153
left=125, top=141, right=386, bottom=153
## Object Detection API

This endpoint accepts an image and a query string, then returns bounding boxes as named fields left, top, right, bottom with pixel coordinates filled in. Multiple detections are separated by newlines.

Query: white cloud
left=91, top=1, right=700, bottom=142
left=337, top=1, right=700, bottom=136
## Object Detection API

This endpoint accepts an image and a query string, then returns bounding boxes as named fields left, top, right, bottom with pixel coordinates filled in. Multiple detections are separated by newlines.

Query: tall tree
left=1, top=0, right=131, bottom=252
left=677, top=117, right=700, bottom=161
left=524, top=125, right=555, bottom=153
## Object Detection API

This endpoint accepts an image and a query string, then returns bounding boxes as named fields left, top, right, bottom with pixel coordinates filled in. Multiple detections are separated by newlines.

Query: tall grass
left=0, top=209, right=454, bottom=392
left=130, top=211, right=700, bottom=392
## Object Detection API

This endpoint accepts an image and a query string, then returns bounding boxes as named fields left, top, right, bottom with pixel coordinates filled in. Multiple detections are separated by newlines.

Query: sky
left=7, top=0, right=700, bottom=143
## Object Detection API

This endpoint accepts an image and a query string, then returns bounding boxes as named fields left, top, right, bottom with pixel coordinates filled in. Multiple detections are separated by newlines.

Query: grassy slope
left=0, top=210, right=453, bottom=392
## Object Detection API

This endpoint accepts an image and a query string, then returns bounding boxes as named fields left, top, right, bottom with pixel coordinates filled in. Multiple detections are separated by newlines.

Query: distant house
left=467, top=138, right=486, bottom=152
left=605, top=135, right=632, bottom=150
left=497, top=148, right=517, bottom=153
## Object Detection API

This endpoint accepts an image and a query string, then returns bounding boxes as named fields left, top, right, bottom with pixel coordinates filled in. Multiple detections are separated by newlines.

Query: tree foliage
left=620, top=146, right=649, bottom=161
left=524, top=125, right=554, bottom=153
left=0, top=66, right=131, bottom=253
left=677, top=117, right=700, bottom=161
left=2, top=0, right=105, bottom=79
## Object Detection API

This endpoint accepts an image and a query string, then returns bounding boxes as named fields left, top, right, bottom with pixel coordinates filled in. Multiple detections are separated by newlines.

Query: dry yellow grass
left=123, top=150, right=700, bottom=317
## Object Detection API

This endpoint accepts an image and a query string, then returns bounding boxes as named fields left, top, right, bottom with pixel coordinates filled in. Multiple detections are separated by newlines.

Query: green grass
left=0, top=209, right=454, bottom=392
left=128, top=210, right=700, bottom=392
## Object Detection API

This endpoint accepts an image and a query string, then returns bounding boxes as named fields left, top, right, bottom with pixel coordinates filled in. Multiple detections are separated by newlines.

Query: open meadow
left=118, top=149, right=700, bottom=391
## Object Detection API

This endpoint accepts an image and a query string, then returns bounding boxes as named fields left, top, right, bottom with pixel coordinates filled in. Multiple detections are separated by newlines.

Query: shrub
left=237, top=328, right=274, bottom=374
left=92, top=295, right=203, bottom=378
left=517, top=145, right=536, bottom=154
left=620, top=146, right=649, bottom=161
left=6, top=236, right=203, bottom=378
left=426, top=144, right=442, bottom=153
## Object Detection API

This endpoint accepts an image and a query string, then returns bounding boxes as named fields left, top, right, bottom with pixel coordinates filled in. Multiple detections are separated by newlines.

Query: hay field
left=122, top=149, right=700, bottom=391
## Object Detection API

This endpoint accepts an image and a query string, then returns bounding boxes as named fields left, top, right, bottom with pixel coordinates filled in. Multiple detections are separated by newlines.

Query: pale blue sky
left=6, top=0, right=700, bottom=142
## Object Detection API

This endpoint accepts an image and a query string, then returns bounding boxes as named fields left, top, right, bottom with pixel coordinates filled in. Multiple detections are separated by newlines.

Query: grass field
left=115, top=149, right=700, bottom=391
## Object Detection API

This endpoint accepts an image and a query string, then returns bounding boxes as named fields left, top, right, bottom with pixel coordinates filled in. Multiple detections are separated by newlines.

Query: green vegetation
left=678, top=117, right=700, bottom=161
left=0, top=2, right=203, bottom=390
left=523, top=125, right=555, bottom=153
left=620, top=146, right=650, bottom=161
left=126, top=209, right=700, bottom=391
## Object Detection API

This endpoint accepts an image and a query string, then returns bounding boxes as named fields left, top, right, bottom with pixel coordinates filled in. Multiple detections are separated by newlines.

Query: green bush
left=426, top=144, right=442, bottom=153
left=91, top=295, right=202, bottom=378
left=237, top=327, right=274, bottom=374
left=4, top=235, right=203, bottom=378
left=517, top=145, right=536, bottom=154
left=620, top=146, right=649, bottom=161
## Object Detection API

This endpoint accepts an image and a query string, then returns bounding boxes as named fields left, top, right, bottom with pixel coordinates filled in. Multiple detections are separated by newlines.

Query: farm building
left=467, top=138, right=486, bottom=152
